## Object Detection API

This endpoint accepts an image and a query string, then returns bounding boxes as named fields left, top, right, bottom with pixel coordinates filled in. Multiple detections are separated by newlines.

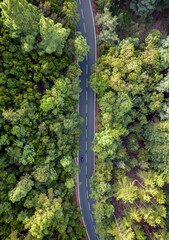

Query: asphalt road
left=75, top=0, right=99, bottom=239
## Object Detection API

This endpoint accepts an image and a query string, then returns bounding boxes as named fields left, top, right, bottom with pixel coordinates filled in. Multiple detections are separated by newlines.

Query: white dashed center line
left=83, top=22, right=86, bottom=33
left=88, top=202, right=91, bottom=211
left=90, top=214, right=94, bottom=222
left=86, top=153, right=87, bottom=163
left=86, top=64, right=88, bottom=74
left=81, top=8, right=84, bottom=19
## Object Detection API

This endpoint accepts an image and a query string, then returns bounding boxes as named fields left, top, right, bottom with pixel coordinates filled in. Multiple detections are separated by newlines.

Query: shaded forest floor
left=118, top=0, right=169, bottom=41
left=135, top=8, right=169, bottom=41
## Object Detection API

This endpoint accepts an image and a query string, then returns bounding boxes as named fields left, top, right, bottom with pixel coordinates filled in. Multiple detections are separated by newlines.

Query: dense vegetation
left=0, top=0, right=89, bottom=239
left=90, top=0, right=169, bottom=239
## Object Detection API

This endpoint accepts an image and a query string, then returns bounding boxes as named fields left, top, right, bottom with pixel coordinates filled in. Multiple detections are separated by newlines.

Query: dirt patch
left=37, top=79, right=44, bottom=94
left=138, top=8, right=169, bottom=41
left=111, top=197, right=126, bottom=217
left=114, top=0, right=169, bottom=41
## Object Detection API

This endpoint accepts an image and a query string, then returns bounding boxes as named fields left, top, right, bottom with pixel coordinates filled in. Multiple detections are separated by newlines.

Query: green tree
left=38, top=17, right=70, bottom=55
left=0, top=0, right=40, bottom=51
left=62, top=1, right=79, bottom=27
left=74, top=32, right=90, bottom=62
left=40, top=85, right=65, bottom=113
left=160, top=35, right=169, bottom=70
left=113, top=176, right=138, bottom=203
left=32, top=165, right=57, bottom=184
left=0, top=0, right=70, bottom=55
left=108, top=215, right=135, bottom=240
left=143, top=120, right=169, bottom=173
left=127, top=134, right=139, bottom=151
left=96, top=7, right=119, bottom=45
left=9, top=175, right=34, bottom=203
left=156, top=71, right=169, bottom=93
left=130, top=0, right=158, bottom=16
left=93, top=127, right=126, bottom=162
left=24, top=189, right=64, bottom=239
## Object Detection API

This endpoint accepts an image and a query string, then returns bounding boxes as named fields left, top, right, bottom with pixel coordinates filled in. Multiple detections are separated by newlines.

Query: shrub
left=127, top=134, right=139, bottom=151
left=160, top=36, right=169, bottom=70
left=137, top=148, right=149, bottom=161
left=129, top=158, right=139, bottom=168
left=130, top=0, right=158, bottom=16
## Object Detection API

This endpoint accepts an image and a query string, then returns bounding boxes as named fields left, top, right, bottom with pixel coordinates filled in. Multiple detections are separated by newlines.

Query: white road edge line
left=88, top=0, right=97, bottom=172
left=79, top=0, right=81, bottom=4
left=77, top=154, right=90, bottom=240
left=81, top=8, right=84, bottom=19
left=93, top=225, right=96, bottom=231
left=87, top=190, right=89, bottom=199
left=83, top=22, right=86, bottom=33
left=82, top=216, right=86, bottom=227
left=88, top=202, right=91, bottom=211
left=86, top=178, right=88, bottom=187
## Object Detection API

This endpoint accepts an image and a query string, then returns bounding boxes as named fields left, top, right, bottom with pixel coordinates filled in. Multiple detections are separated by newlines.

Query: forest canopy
left=0, top=0, right=89, bottom=239
left=90, top=0, right=169, bottom=239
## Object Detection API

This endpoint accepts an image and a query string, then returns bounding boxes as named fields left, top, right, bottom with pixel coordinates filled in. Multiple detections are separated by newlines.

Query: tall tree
left=38, top=17, right=70, bottom=55
left=143, top=120, right=169, bottom=173
left=9, top=175, right=34, bottom=203
left=0, top=0, right=40, bottom=51
left=74, top=32, right=90, bottom=62
left=96, top=7, right=119, bottom=45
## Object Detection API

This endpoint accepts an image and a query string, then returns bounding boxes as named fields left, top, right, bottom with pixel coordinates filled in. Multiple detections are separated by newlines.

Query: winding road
left=75, top=0, right=99, bottom=239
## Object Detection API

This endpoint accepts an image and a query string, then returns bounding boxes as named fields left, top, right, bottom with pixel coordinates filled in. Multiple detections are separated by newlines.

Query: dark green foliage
left=130, top=0, right=158, bottom=16
left=96, top=7, right=119, bottom=45
left=0, top=0, right=87, bottom=239
left=9, top=175, right=34, bottom=203
left=129, top=158, right=139, bottom=168
left=0, top=0, right=71, bottom=54
left=127, top=134, right=139, bottom=151
left=89, top=7, right=169, bottom=237
left=160, top=36, right=169, bottom=70
left=144, top=120, right=169, bottom=173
